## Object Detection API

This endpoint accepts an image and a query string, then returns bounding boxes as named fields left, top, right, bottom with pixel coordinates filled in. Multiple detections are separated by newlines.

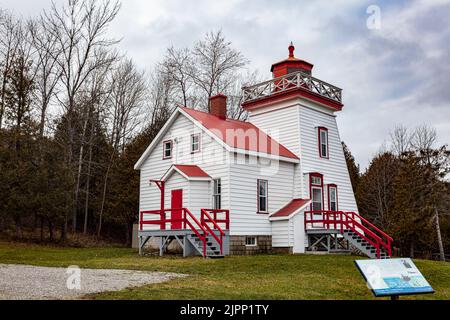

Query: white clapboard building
left=135, top=44, right=393, bottom=259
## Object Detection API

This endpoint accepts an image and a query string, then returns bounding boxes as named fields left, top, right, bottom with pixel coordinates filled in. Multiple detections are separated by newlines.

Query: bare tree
left=148, top=67, right=176, bottom=130
left=161, top=47, right=193, bottom=108
left=390, top=125, right=411, bottom=157
left=0, top=11, right=21, bottom=129
left=28, top=17, right=61, bottom=139
left=411, top=125, right=437, bottom=165
left=44, top=0, right=120, bottom=234
left=224, top=70, right=262, bottom=120
left=411, top=125, right=448, bottom=261
left=189, top=30, right=248, bottom=111
left=97, top=58, right=147, bottom=237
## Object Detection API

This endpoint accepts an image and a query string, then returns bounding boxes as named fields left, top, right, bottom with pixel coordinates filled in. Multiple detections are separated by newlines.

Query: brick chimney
left=210, top=94, right=227, bottom=119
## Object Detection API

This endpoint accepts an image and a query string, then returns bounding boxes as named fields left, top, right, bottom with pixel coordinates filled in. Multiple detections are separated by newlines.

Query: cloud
left=1, top=0, right=449, bottom=168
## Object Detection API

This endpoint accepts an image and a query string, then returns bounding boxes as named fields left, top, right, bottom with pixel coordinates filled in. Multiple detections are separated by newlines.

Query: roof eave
left=269, top=200, right=312, bottom=221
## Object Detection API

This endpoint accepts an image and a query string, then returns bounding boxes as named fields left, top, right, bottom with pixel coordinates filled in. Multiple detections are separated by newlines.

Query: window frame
left=191, top=133, right=201, bottom=154
left=328, top=184, right=338, bottom=211
left=309, top=173, right=324, bottom=212
left=213, top=178, right=222, bottom=210
left=245, top=236, right=257, bottom=247
left=162, top=140, right=173, bottom=160
left=257, top=179, right=269, bottom=214
left=318, top=127, right=329, bottom=159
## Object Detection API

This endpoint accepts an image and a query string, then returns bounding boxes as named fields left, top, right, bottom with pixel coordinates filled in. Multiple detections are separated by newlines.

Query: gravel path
left=0, top=264, right=186, bottom=300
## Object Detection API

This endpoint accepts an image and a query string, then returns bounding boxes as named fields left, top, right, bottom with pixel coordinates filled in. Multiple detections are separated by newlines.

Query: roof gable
left=134, top=106, right=299, bottom=170
left=181, top=107, right=299, bottom=160
left=162, top=164, right=212, bottom=181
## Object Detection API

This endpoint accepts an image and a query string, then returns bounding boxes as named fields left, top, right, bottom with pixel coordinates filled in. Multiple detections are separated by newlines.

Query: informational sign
left=355, top=258, right=434, bottom=297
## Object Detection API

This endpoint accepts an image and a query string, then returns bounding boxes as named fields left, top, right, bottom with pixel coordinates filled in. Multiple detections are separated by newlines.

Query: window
left=245, top=236, right=257, bottom=246
left=163, top=140, right=172, bottom=159
left=257, top=180, right=268, bottom=213
left=328, top=185, right=338, bottom=211
left=191, top=134, right=200, bottom=153
left=310, top=173, right=323, bottom=211
left=312, top=188, right=323, bottom=211
left=213, top=179, right=221, bottom=210
left=318, top=127, right=329, bottom=158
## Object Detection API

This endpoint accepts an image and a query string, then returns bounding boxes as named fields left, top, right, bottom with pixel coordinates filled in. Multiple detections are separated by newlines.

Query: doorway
left=171, top=189, right=183, bottom=229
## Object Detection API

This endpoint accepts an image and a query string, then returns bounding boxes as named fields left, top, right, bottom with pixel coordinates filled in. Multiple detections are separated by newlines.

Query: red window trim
left=162, top=140, right=173, bottom=160
left=191, top=133, right=201, bottom=154
left=309, top=172, right=324, bottom=211
left=318, top=127, right=329, bottom=159
left=327, top=184, right=338, bottom=211
left=257, top=179, right=269, bottom=214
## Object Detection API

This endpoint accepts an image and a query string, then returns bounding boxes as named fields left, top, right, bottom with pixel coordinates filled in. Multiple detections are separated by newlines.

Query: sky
left=1, top=0, right=450, bottom=169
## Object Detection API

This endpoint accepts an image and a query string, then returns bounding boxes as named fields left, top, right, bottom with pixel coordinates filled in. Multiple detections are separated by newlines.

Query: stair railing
left=200, top=209, right=229, bottom=255
left=183, top=208, right=209, bottom=257
left=304, top=210, right=392, bottom=259
left=139, top=208, right=209, bottom=257
left=340, top=212, right=383, bottom=258
left=345, top=211, right=393, bottom=257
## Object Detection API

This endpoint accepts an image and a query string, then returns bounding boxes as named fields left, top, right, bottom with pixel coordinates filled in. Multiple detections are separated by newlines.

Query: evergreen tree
left=342, top=142, right=360, bottom=193
left=356, top=152, right=398, bottom=229
left=391, top=153, right=435, bottom=257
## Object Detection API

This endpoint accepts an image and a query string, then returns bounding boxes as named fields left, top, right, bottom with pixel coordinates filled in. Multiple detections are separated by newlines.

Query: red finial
left=288, top=41, right=295, bottom=58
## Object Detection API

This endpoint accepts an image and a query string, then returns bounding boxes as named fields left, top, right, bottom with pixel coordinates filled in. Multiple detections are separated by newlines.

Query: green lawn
left=0, top=242, right=448, bottom=300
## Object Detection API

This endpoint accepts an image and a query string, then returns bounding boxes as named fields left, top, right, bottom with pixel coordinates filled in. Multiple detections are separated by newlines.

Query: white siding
left=249, top=104, right=303, bottom=198
left=189, top=180, right=212, bottom=217
left=249, top=105, right=300, bottom=157
left=229, top=154, right=295, bottom=235
left=139, top=113, right=230, bottom=226
left=271, top=220, right=290, bottom=247
left=299, top=104, right=358, bottom=212
left=163, top=171, right=189, bottom=209
left=292, top=213, right=305, bottom=253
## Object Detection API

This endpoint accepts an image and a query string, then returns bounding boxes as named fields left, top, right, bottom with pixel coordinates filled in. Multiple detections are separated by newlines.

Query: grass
left=0, top=241, right=449, bottom=300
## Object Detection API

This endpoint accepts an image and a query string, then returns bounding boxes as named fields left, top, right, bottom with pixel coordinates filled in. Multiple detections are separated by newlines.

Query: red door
left=171, top=189, right=183, bottom=230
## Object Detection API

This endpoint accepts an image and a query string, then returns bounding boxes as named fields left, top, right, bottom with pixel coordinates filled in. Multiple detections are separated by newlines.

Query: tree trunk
left=434, top=207, right=445, bottom=261
left=40, top=216, right=45, bottom=242
left=60, top=221, right=66, bottom=241
left=125, top=222, right=131, bottom=247
left=15, top=217, right=22, bottom=239
left=83, top=141, right=93, bottom=234
left=409, top=240, right=415, bottom=258
left=48, top=219, right=54, bottom=241
left=97, top=163, right=112, bottom=237
left=97, top=147, right=116, bottom=237
left=73, top=116, right=89, bottom=233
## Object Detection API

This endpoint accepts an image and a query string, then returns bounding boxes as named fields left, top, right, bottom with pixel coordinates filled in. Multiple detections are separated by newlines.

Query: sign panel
left=355, top=258, right=434, bottom=297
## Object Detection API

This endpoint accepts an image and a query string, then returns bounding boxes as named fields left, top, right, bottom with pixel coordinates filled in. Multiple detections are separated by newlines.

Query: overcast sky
left=1, top=0, right=449, bottom=169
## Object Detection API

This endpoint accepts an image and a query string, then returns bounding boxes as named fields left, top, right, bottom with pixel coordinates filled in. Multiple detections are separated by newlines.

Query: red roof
left=271, top=199, right=311, bottom=218
left=174, top=165, right=211, bottom=178
left=181, top=107, right=299, bottom=160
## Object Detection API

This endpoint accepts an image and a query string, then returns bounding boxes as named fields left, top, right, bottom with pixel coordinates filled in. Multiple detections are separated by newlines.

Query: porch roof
left=270, top=198, right=311, bottom=220
left=162, top=164, right=212, bottom=181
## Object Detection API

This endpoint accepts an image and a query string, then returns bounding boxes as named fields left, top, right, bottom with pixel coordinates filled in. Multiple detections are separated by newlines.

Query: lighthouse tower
left=242, top=43, right=358, bottom=252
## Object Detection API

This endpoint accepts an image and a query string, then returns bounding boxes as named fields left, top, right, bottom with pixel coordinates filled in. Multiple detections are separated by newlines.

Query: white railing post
left=242, top=71, right=342, bottom=105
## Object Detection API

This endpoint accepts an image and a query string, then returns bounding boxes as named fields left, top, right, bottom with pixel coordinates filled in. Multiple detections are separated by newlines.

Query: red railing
left=304, top=210, right=393, bottom=258
left=200, top=209, right=230, bottom=255
left=345, top=211, right=393, bottom=257
left=140, top=208, right=209, bottom=257
left=140, top=208, right=230, bottom=257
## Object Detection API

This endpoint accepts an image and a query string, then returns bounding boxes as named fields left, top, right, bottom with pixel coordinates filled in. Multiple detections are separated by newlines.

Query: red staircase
left=304, top=211, right=393, bottom=259
left=140, top=208, right=230, bottom=258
